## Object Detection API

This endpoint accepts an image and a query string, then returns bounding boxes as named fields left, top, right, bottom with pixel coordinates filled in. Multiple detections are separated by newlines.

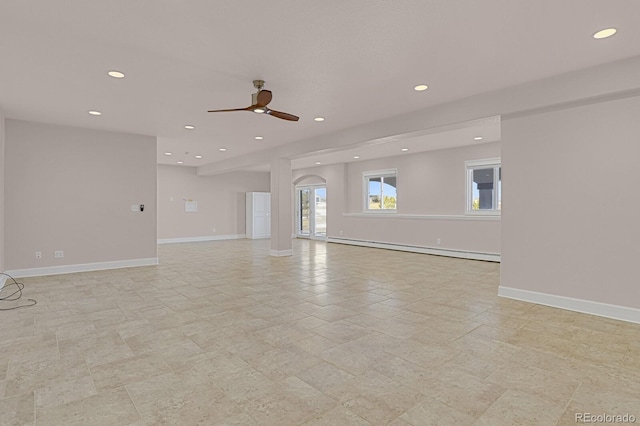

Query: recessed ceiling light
left=88, top=110, right=102, bottom=116
left=195, top=155, right=202, bottom=159
left=177, top=161, right=183, bottom=164
left=353, top=156, right=360, bottom=159
left=314, top=117, right=325, bottom=122
left=414, top=84, right=429, bottom=91
left=184, top=125, right=195, bottom=130
left=219, top=148, right=227, bottom=152
left=593, top=28, right=617, bottom=39
left=164, top=152, right=172, bottom=156
left=255, top=136, right=263, bottom=140
left=107, top=70, right=125, bottom=79
left=254, top=108, right=265, bottom=114
left=315, top=162, right=321, bottom=165
left=474, top=136, right=483, bottom=141
left=401, top=148, right=409, bottom=152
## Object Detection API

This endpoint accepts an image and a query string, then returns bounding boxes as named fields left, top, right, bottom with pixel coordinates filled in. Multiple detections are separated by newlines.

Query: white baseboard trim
left=270, top=249, right=293, bottom=257
left=327, top=237, right=500, bottom=262
left=157, top=234, right=246, bottom=244
left=4, top=257, right=159, bottom=279
left=498, top=286, right=640, bottom=325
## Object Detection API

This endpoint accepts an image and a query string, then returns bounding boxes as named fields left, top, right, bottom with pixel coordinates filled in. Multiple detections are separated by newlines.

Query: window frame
left=465, top=158, right=501, bottom=215
left=363, top=168, right=398, bottom=213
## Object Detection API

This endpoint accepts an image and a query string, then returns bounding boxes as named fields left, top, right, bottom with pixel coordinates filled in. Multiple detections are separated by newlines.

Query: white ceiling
left=1, top=1, right=639, bottom=171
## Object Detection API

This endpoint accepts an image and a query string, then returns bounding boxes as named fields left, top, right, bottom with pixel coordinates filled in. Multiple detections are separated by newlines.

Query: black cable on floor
left=0, top=272, right=37, bottom=310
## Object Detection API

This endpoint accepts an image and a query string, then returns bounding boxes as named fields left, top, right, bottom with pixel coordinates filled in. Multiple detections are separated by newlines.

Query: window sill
left=344, top=213, right=500, bottom=221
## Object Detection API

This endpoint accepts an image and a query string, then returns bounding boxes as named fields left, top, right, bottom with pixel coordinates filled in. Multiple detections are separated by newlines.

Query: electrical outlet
left=339, top=230, right=344, bottom=236
left=35, top=251, right=42, bottom=259
left=54, top=250, right=64, bottom=258
left=212, top=227, right=216, bottom=233
left=437, top=238, right=441, bottom=245
left=131, top=204, right=139, bottom=212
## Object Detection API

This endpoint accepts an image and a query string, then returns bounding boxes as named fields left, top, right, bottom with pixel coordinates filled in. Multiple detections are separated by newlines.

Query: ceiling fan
left=208, top=80, right=299, bottom=121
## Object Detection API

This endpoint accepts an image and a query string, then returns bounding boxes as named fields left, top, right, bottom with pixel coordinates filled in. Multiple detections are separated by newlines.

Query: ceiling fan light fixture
left=414, top=84, right=429, bottom=91
left=314, top=117, right=325, bottom=122
left=254, top=108, right=265, bottom=114
left=255, top=136, right=263, bottom=140
left=88, top=110, right=102, bottom=116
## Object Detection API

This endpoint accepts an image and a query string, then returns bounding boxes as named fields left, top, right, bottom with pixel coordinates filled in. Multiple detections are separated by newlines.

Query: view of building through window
left=467, top=159, right=501, bottom=213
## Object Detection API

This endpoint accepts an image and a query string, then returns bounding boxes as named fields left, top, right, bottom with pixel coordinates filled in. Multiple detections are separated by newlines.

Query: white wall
left=294, top=143, right=501, bottom=257
left=157, top=165, right=269, bottom=240
left=4, top=120, right=157, bottom=272
left=0, top=109, right=5, bottom=277
left=501, top=95, right=640, bottom=311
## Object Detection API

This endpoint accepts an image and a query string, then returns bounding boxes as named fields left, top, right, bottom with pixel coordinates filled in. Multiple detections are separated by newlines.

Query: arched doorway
left=293, top=175, right=327, bottom=240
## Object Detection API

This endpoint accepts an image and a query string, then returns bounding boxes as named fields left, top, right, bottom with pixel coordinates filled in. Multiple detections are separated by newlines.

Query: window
left=364, top=169, right=397, bottom=211
left=466, top=158, right=501, bottom=214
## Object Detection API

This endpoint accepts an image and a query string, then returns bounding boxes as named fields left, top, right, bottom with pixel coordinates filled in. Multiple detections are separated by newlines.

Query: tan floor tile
left=0, top=392, right=34, bottom=426
left=4, top=356, right=89, bottom=398
left=400, top=397, right=477, bottom=425
left=248, top=344, right=324, bottom=381
left=89, top=353, right=171, bottom=391
left=36, top=386, right=139, bottom=426
left=1, top=239, right=637, bottom=425
left=302, top=404, right=371, bottom=425
left=314, top=319, right=370, bottom=343
left=296, top=361, right=355, bottom=393
left=35, top=375, right=96, bottom=410
left=474, top=389, right=566, bottom=426
left=486, top=359, right=580, bottom=405
left=326, top=370, right=423, bottom=425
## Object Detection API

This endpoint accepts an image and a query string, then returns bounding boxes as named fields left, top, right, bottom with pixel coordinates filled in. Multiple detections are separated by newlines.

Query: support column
left=477, top=183, right=494, bottom=209
left=0, top=110, right=5, bottom=283
left=270, top=157, right=293, bottom=256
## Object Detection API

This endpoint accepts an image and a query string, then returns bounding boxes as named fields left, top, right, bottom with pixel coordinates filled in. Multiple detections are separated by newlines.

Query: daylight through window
left=364, top=169, right=397, bottom=211
left=466, top=159, right=501, bottom=214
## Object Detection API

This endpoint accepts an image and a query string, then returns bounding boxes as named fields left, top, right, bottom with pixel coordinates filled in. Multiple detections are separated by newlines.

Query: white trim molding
left=328, top=237, right=500, bottom=262
left=270, top=249, right=293, bottom=257
left=4, top=258, right=159, bottom=279
left=498, top=286, right=640, bottom=325
left=157, top=234, right=246, bottom=244
left=343, top=213, right=500, bottom=221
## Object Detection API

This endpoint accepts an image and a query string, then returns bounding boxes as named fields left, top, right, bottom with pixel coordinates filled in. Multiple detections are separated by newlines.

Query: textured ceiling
left=1, top=1, right=639, bottom=170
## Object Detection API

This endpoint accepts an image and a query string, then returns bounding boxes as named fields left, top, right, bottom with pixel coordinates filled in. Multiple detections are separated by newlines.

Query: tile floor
left=1, top=239, right=639, bottom=425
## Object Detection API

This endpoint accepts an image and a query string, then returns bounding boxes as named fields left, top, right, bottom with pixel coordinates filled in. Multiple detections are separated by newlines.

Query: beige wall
left=501, top=95, right=640, bottom=309
left=0, top=110, right=5, bottom=275
left=4, top=120, right=157, bottom=270
left=157, top=165, right=269, bottom=240
left=294, top=143, right=501, bottom=255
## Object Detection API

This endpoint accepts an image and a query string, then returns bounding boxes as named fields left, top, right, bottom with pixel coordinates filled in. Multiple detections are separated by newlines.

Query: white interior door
left=253, top=192, right=271, bottom=238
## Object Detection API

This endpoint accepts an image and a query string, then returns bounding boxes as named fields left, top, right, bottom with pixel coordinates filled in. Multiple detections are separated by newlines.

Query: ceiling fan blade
left=255, top=90, right=272, bottom=107
left=207, top=107, right=252, bottom=113
left=266, top=109, right=299, bottom=121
